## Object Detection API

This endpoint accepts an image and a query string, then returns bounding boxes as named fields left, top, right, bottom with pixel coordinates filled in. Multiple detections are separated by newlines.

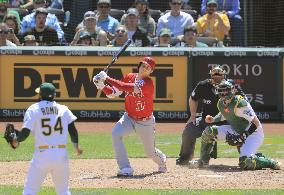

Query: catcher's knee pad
left=239, top=156, right=256, bottom=170
left=201, top=126, right=218, bottom=143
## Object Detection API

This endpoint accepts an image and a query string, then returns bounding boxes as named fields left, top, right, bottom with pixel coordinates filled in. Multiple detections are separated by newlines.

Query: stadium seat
left=149, top=9, right=162, bottom=22
left=109, top=9, right=125, bottom=21
left=197, top=37, right=218, bottom=47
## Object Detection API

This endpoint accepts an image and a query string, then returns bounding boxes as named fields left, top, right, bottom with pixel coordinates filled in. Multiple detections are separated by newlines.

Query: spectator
left=110, top=25, right=128, bottom=46
left=121, top=0, right=156, bottom=37
left=154, top=28, right=172, bottom=47
left=3, top=14, right=20, bottom=45
left=22, top=34, right=38, bottom=46
left=181, top=26, right=208, bottom=47
left=201, top=0, right=244, bottom=46
left=0, top=3, right=8, bottom=22
left=47, top=0, right=63, bottom=10
left=20, top=8, right=59, bottom=45
left=20, top=0, right=65, bottom=43
left=74, top=11, right=108, bottom=46
left=125, top=8, right=150, bottom=46
left=196, top=0, right=230, bottom=43
left=0, top=22, right=16, bottom=46
left=156, top=0, right=194, bottom=39
left=96, top=0, right=119, bottom=40
left=71, top=31, right=95, bottom=46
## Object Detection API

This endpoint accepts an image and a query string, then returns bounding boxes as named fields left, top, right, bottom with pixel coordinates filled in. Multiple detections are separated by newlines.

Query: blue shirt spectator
left=20, top=11, right=65, bottom=42
left=97, top=15, right=119, bottom=34
left=201, top=0, right=244, bottom=46
left=157, top=0, right=194, bottom=38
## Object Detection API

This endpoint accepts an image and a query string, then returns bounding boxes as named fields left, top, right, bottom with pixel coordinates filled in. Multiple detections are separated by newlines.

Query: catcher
left=189, top=80, right=281, bottom=170
left=3, top=82, right=82, bottom=195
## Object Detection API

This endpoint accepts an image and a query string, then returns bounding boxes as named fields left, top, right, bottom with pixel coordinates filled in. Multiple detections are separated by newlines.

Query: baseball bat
left=103, top=39, right=132, bottom=73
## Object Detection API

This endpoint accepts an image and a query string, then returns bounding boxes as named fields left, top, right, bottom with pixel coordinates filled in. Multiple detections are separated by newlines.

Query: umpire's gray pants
left=112, top=113, right=166, bottom=170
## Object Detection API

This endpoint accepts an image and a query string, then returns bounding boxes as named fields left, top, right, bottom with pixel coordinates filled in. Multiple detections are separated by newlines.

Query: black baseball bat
left=103, top=39, right=132, bottom=73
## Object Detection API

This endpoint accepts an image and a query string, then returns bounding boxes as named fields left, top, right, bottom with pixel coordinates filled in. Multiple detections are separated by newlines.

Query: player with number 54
left=93, top=56, right=167, bottom=177
left=10, top=82, right=82, bottom=195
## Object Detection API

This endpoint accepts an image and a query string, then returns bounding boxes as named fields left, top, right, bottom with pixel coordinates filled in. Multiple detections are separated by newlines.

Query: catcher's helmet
left=215, top=80, right=234, bottom=100
left=138, top=56, right=156, bottom=70
left=209, top=65, right=226, bottom=76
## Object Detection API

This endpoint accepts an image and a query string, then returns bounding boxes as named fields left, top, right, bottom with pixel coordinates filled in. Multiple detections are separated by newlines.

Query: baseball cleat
left=188, top=159, right=209, bottom=169
left=176, top=158, right=189, bottom=166
left=271, top=161, right=281, bottom=170
left=117, top=167, right=134, bottom=177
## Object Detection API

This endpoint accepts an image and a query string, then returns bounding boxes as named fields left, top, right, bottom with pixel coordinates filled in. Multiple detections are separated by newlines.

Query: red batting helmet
left=139, top=56, right=156, bottom=70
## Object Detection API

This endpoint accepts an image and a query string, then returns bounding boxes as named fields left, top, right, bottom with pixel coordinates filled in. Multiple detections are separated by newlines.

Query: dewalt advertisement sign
left=0, top=54, right=188, bottom=119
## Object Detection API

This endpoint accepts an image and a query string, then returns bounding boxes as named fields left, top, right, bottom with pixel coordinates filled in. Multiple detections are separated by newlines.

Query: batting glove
left=94, top=80, right=105, bottom=90
left=93, top=71, right=108, bottom=82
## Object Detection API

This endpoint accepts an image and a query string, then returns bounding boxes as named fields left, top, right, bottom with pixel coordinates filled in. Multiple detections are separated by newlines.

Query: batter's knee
left=201, top=126, right=218, bottom=143
left=239, top=156, right=256, bottom=170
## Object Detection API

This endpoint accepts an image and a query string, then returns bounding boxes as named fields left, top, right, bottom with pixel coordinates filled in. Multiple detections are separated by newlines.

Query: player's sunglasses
left=116, top=29, right=126, bottom=33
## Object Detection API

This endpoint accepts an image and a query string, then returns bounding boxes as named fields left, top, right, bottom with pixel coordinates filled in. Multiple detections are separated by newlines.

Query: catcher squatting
left=3, top=58, right=281, bottom=192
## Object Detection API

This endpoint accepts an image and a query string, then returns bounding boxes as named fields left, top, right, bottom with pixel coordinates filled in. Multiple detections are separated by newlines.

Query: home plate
left=197, top=174, right=226, bottom=178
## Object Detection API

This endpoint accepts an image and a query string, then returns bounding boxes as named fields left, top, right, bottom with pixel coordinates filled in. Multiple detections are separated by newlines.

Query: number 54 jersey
left=22, top=100, right=77, bottom=148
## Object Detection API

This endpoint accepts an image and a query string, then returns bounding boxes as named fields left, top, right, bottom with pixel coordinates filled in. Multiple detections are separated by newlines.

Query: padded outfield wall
left=0, top=47, right=282, bottom=121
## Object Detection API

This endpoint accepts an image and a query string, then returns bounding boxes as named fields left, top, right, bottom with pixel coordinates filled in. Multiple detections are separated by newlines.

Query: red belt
left=129, top=115, right=152, bottom=121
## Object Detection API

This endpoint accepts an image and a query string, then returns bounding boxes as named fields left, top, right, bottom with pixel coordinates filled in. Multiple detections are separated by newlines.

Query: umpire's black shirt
left=191, top=79, right=245, bottom=119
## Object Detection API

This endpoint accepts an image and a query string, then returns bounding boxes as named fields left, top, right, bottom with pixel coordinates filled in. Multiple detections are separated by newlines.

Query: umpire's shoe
left=176, top=158, right=189, bottom=166
left=188, top=159, right=209, bottom=169
left=117, top=167, right=134, bottom=177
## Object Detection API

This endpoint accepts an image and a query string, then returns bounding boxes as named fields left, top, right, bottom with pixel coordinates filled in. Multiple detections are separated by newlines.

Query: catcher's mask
left=35, top=82, right=56, bottom=101
left=138, top=56, right=156, bottom=71
left=209, top=65, right=226, bottom=85
left=215, top=81, right=235, bottom=101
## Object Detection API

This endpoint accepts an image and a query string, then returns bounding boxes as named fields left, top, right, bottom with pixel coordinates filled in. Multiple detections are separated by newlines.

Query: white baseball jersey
left=22, top=100, right=77, bottom=148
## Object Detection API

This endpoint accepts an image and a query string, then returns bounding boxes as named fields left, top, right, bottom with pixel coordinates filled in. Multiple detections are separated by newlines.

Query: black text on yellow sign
left=14, top=64, right=173, bottom=102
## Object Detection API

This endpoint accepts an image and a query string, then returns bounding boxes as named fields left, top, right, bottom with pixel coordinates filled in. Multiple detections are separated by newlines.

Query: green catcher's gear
left=215, top=80, right=234, bottom=101
left=239, top=153, right=281, bottom=170
left=200, top=126, right=218, bottom=163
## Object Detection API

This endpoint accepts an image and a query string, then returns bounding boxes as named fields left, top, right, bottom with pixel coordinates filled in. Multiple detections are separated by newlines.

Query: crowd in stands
left=0, top=0, right=244, bottom=47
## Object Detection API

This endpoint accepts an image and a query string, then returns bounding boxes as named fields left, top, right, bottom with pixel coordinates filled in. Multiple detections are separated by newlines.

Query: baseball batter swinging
left=93, top=56, right=167, bottom=176
left=6, top=82, right=82, bottom=195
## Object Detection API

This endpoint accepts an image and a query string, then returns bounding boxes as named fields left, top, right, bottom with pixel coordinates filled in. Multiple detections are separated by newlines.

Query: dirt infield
left=0, top=158, right=283, bottom=189
left=0, top=121, right=283, bottom=189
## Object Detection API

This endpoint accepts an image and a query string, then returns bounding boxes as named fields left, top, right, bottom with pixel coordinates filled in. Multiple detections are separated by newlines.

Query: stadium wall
left=0, top=47, right=282, bottom=121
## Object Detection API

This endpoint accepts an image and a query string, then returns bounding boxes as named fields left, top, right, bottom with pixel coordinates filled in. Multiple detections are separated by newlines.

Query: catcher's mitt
left=3, top=123, right=19, bottom=149
left=225, top=133, right=246, bottom=146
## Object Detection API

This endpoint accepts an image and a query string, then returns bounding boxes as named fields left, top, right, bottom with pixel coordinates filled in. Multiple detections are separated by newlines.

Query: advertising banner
left=0, top=55, right=188, bottom=119
left=191, top=56, right=279, bottom=120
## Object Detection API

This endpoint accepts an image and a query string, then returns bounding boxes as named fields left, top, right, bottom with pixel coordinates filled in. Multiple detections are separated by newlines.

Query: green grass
left=0, top=186, right=283, bottom=195
left=1, top=132, right=284, bottom=161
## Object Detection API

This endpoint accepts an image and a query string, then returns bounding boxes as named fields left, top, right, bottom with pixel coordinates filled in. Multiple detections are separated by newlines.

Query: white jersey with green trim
left=22, top=100, right=77, bottom=148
